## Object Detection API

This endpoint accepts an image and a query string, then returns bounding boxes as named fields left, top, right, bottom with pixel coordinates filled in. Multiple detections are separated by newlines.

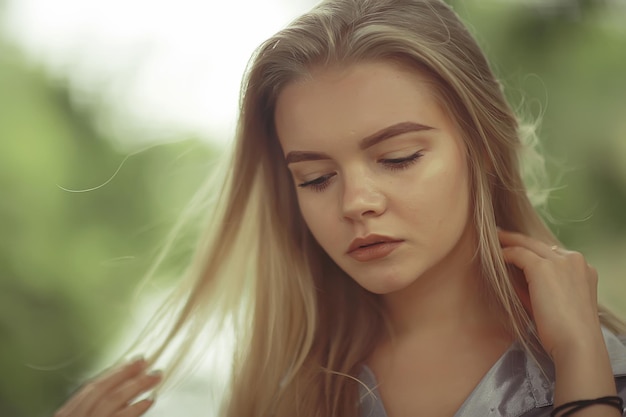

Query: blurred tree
left=1, top=0, right=625, bottom=416
left=0, top=37, right=217, bottom=416
left=451, top=0, right=626, bottom=314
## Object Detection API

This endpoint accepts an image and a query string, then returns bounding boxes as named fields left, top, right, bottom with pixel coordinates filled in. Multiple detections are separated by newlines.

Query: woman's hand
left=54, top=357, right=162, bottom=417
left=497, top=229, right=603, bottom=360
left=498, top=230, right=620, bottom=415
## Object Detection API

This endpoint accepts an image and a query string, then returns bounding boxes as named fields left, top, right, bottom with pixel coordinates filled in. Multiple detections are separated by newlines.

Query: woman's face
left=274, top=61, right=476, bottom=294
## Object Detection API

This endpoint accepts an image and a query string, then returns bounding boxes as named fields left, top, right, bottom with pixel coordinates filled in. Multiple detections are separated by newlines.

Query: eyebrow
left=284, top=121, right=433, bottom=165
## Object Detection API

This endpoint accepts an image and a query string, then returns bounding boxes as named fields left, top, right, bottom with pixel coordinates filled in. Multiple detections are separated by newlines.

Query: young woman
left=54, top=0, right=626, bottom=416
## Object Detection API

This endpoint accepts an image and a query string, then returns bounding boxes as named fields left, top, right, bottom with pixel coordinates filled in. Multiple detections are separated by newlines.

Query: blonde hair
left=133, top=1, right=626, bottom=416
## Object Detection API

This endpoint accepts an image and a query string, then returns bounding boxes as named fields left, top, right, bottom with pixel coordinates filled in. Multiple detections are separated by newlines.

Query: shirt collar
left=360, top=327, right=626, bottom=417
left=452, top=327, right=626, bottom=416
left=604, top=326, right=626, bottom=377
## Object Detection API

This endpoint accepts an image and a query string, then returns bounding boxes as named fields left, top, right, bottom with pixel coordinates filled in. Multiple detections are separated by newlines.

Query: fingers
left=114, top=399, right=156, bottom=417
left=500, top=245, right=544, bottom=274
left=498, top=229, right=594, bottom=278
left=497, top=229, right=594, bottom=285
left=57, top=359, right=147, bottom=416
left=54, top=357, right=162, bottom=417
left=497, top=229, right=561, bottom=259
left=496, top=228, right=602, bottom=357
left=93, top=370, right=162, bottom=416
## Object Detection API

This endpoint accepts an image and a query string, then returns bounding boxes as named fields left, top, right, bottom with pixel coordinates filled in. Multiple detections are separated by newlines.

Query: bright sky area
left=1, top=1, right=316, bottom=414
left=2, top=0, right=316, bottom=146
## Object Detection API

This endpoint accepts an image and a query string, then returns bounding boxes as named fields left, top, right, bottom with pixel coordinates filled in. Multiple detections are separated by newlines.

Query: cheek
left=415, top=151, right=469, bottom=208
left=412, top=151, right=471, bottom=233
left=298, top=197, right=350, bottom=263
left=441, top=157, right=472, bottom=235
left=297, top=196, right=336, bottom=247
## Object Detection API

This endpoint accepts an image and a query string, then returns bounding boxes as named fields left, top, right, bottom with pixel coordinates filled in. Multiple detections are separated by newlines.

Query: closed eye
left=298, top=173, right=336, bottom=192
left=380, top=151, right=423, bottom=171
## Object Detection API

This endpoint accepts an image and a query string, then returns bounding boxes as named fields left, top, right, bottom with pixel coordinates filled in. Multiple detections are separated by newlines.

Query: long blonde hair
left=134, top=1, right=626, bottom=416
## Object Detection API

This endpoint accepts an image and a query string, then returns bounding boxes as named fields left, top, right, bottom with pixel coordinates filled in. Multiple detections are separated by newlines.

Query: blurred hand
left=498, top=229, right=603, bottom=361
left=54, top=357, right=161, bottom=417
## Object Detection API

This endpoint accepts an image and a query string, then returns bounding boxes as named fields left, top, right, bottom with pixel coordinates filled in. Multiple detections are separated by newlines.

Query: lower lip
left=348, top=241, right=403, bottom=262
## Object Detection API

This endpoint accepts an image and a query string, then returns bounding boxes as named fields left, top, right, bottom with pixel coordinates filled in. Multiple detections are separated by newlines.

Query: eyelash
left=380, top=151, right=423, bottom=171
left=297, top=151, right=423, bottom=192
left=298, top=174, right=335, bottom=192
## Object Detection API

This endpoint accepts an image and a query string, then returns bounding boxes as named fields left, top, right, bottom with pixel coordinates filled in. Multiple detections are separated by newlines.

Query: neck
left=380, top=230, right=507, bottom=343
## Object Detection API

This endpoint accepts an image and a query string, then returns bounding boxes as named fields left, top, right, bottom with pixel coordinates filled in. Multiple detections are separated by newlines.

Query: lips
left=347, top=234, right=403, bottom=262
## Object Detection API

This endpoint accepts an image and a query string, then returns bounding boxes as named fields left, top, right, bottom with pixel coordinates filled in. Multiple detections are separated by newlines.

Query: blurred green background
left=1, top=0, right=625, bottom=416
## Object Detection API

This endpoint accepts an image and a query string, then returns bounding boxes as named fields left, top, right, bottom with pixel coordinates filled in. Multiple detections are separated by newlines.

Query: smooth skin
left=275, top=61, right=508, bottom=416
left=500, top=229, right=619, bottom=417
left=276, top=61, right=619, bottom=417
left=276, top=62, right=474, bottom=299
left=55, top=61, right=619, bottom=417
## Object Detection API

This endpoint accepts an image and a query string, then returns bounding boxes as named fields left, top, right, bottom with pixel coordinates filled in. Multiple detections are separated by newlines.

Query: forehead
left=273, top=60, right=447, bottom=152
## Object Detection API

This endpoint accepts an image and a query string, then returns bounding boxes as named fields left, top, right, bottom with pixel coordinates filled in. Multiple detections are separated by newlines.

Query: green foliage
left=451, top=0, right=626, bottom=315
left=0, top=39, right=216, bottom=416
left=1, top=1, right=625, bottom=415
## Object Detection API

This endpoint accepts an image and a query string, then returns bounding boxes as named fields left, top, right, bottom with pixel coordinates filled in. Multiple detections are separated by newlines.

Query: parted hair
left=135, top=1, right=626, bottom=416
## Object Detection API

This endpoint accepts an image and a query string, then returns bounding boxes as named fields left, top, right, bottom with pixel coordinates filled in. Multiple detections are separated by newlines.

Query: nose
left=340, top=174, right=386, bottom=222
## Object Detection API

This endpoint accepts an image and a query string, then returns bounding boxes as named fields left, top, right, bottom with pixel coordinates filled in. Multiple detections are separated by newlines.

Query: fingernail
left=147, top=369, right=163, bottom=378
left=147, top=393, right=157, bottom=403
left=129, top=354, right=145, bottom=363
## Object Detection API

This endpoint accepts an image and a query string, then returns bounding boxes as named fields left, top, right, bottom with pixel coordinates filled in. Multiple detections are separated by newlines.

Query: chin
left=356, top=273, right=417, bottom=295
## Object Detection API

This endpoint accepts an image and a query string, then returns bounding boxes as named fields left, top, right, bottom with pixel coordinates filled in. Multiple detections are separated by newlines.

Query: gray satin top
left=359, top=327, right=626, bottom=417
